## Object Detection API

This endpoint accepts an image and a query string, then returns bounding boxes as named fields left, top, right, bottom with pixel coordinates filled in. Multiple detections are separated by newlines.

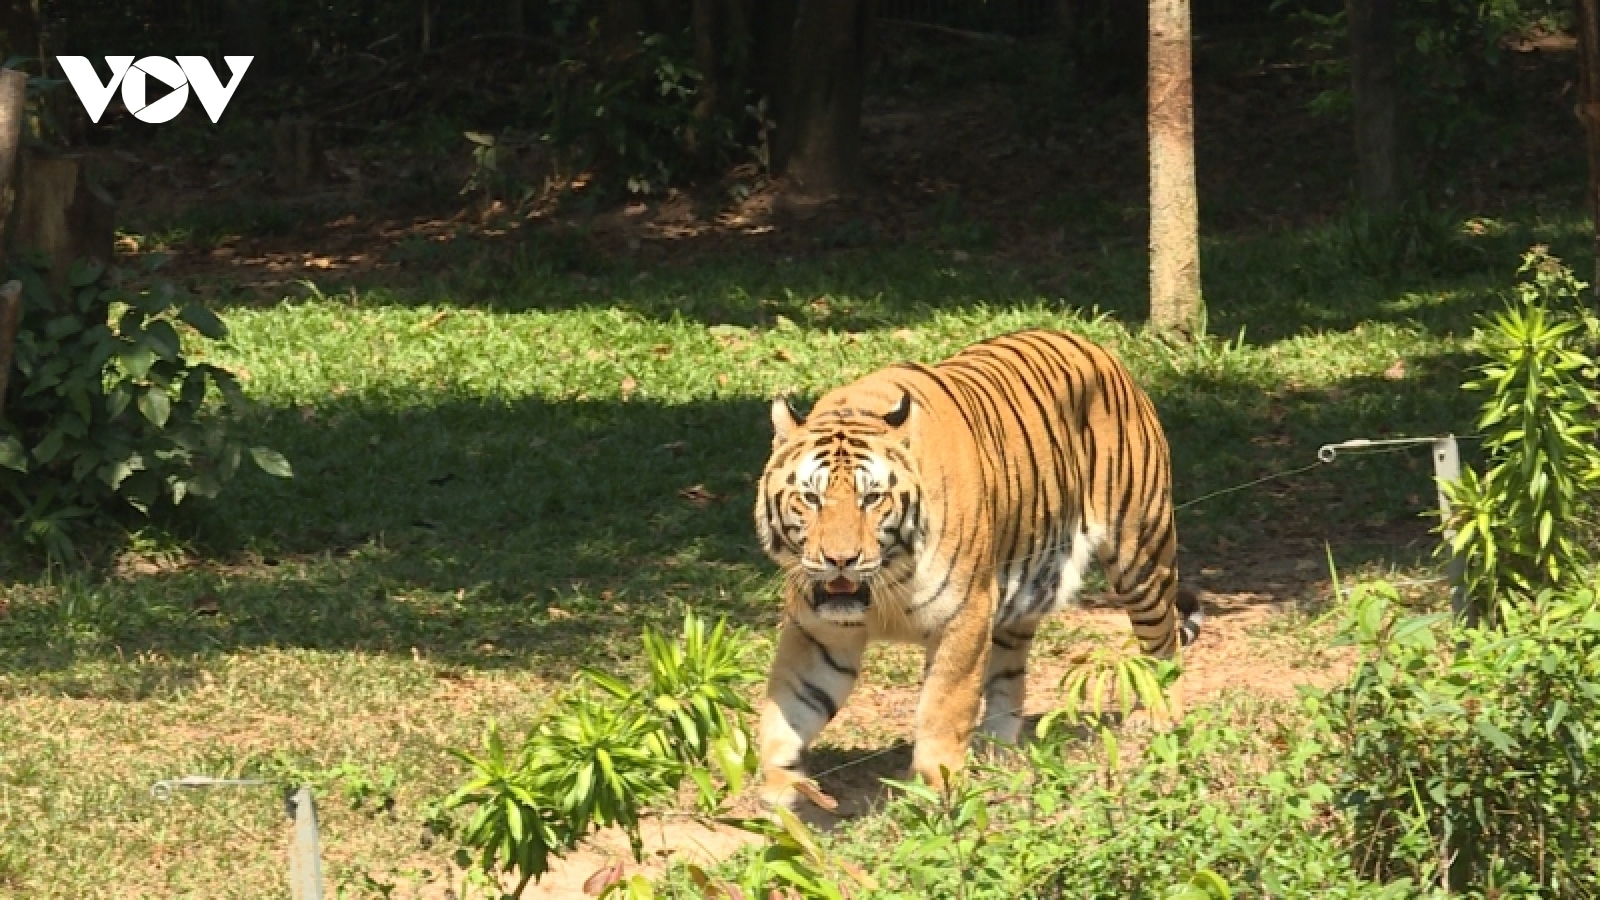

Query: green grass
left=0, top=204, right=1588, bottom=897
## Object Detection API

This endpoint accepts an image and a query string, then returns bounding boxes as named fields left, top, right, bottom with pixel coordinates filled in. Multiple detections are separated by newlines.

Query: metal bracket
left=151, top=776, right=324, bottom=899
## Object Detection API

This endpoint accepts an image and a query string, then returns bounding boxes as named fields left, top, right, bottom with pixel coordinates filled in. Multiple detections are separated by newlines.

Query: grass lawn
left=0, top=205, right=1587, bottom=897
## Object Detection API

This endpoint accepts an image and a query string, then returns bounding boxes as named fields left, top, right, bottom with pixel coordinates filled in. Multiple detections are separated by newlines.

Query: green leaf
left=138, top=388, right=171, bottom=427
left=0, top=435, right=27, bottom=472
left=68, top=257, right=104, bottom=288
left=105, top=384, right=131, bottom=420
left=143, top=319, right=181, bottom=360
left=1473, top=718, right=1518, bottom=754
left=119, top=345, right=157, bottom=380
left=33, top=428, right=63, bottom=464
left=180, top=303, right=228, bottom=340
left=249, top=446, right=293, bottom=478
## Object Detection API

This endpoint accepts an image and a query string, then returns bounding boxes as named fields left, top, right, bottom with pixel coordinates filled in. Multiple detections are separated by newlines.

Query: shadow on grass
left=195, top=206, right=1591, bottom=342
left=0, top=342, right=1481, bottom=687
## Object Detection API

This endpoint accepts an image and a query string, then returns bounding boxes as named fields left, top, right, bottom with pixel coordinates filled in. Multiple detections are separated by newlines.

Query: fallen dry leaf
left=795, top=779, right=839, bottom=812
left=416, top=310, right=450, bottom=330
left=652, top=343, right=673, bottom=357
left=716, top=373, right=730, bottom=386
left=773, top=348, right=795, bottom=363
left=621, top=375, right=639, bottom=399
left=679, top=485, right=719, bottom=507
left=583, top=863, right=626, bottom=896
left=547, top=607, right=573, bottom=621
left=1383, top=359, right=1407, bottom=379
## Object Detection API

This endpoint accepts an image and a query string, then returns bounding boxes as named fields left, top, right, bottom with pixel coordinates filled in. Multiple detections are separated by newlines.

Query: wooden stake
left=1576, top=0, right=1600, bottom=310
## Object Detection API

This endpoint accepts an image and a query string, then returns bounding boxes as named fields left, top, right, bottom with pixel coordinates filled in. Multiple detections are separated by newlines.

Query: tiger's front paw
left=908, top=745, right=968, bottom=793
left=758, top=766, right=804, bottom=812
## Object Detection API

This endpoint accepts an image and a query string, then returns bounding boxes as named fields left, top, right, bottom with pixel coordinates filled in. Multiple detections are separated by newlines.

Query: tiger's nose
left=823, top=553, right=860, bottom=570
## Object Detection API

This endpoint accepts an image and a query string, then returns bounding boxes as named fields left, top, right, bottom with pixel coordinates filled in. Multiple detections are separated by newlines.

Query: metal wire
left=150, top=776, right=271, bottom=802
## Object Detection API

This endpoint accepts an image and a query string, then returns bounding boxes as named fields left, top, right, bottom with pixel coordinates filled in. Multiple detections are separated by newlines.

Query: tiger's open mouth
left=811, top=577, right=871, bottom=616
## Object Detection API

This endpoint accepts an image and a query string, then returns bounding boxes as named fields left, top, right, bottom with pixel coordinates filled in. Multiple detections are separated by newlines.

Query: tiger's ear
left=882, top=391, right=912, bottom=428
left=771, top=395, right=806, bottom=440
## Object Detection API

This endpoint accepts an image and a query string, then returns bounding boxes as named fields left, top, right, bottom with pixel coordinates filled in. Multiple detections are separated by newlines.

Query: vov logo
left=56, top=56, right=253, bottom=124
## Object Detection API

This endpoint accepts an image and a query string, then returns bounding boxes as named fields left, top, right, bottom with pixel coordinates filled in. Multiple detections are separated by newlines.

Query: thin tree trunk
left=753, top=0, right=798, bottom=162
left=0, top=67, right=27, bottom=238
left=691, top=0, right=720, bottom=148
left=1148, top=0, right=1202, bottom=338
left=1349, top=0, right=1398, bottom=214
left=778, top=0, right=872, bottom=198
left=0, top=67, right=26, bottom=423
left=1577, top=0, right=1600, bottom=310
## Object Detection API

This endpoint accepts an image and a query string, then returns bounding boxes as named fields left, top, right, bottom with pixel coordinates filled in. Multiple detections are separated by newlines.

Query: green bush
left=1315, top=579, right=1600, bottom=895
left=542, top=29, right=748, bottom=197
left=435, top=611, right=760, bottom=899
left=0, top=257, right=289, bottom=561
left=828, top=709, right=1404, bottom=900
left=1440, top=248, right=1600, bottom=619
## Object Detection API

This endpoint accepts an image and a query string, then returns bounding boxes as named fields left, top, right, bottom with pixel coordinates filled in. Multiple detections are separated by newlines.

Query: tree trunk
left=0, top=66, right=27, bottom=423
left=776, top=0, right=873, bottom=198
left=1348, top=0, right=1399, bottom=214
left=1147, top=0, right=1202, bottom=339
left=752, top=0, right=798, bottom=144
left=691, top=0, right=720, bottom=149
left=6, top=150, right=116, bottom=301
left=272, top=117, right=326, bottom=191
left=1577, top=0, right=1600, bottom=310
left=0, top=67, right=26, bottom=238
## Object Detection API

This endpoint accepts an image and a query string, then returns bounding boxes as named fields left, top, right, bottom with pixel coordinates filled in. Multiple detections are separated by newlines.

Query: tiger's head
left=755, top=389, right=920, bottom=625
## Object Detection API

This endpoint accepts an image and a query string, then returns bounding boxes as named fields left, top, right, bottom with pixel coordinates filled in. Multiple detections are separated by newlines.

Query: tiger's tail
left=1176, top=583, right=1207, bottom=648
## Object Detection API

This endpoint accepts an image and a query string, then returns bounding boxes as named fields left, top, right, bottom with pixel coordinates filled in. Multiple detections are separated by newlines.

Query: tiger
left=751, top=327, right=1204, bottom=809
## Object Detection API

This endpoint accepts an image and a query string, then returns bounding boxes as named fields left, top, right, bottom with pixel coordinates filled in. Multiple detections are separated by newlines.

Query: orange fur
left=752, top=329, right=1202, bottom=808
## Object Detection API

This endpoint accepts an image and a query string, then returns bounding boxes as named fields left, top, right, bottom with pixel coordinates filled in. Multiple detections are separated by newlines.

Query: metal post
left=1432, top=436, right=1471, bottom=625
left=287, top=786, right=325, bottom=900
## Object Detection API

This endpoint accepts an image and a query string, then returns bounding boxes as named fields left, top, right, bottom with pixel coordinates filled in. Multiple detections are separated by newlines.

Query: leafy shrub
left=1310, top=249, right=1600, bottom=896
left=543, top=30, right=745, bottom=197
left=434, top=611, right=760, bottom=898
left=0, top=257, right=289, bottom=560
left=1282, top=0, right=1569, bottom=163
left=834, top=704, right=1407, bottom=900
left=1315, top=579, right=1600, bottom=895
left=1440, top=248, right=1600, bottom=619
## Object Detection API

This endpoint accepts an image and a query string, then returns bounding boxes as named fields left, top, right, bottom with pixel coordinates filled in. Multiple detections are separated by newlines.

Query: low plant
left=1314, top=575, right=1600, bottom=895
left=434, top=610, right=760, bottom=898
left=1439, top=247, right=1600, bottom=620
left=0, top=255, right=289, bottom=561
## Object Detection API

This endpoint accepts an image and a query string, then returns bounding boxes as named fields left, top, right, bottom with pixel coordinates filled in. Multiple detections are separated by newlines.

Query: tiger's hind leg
left=1094, top=516, right=1183, bottom=658
left=978, top=619, right=1039, bottom=744
left=1093, top=512, right=1191, bottom=723
left=757, top=615, right=868, bottom=810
